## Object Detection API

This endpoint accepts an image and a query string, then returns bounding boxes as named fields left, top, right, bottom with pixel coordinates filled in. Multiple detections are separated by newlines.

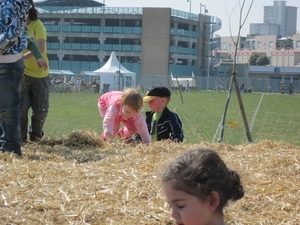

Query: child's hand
left=36, top=58, right=48, bottom=70
left=105, top=133, right=114, bottom=140
left=116, top=131, right=122, bottom=138
left=123, top=137, right=134, bottom=144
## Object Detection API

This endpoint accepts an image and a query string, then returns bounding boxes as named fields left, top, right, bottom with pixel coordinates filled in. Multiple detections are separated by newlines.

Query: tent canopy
left=81, top=71, right=97, bottom=76
left=170, top=72, right=196, bottom=88
left=50, top=70, right=75, bottom=75
left=60, top=70, right=75, bottom=75
left=94, top=52, right=135, bottom=76
left=79, top=71, right=99, bottom=83
left=93, top=52, right=136, bottom=91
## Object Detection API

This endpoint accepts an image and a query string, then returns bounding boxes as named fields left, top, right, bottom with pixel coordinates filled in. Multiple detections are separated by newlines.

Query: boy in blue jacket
left=142, top=85, right=184, bottom=142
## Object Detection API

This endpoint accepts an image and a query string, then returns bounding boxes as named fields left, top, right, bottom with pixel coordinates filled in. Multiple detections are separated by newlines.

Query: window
left=269, top=41, right=273, bottom=49
left=257, top=41, right=261, bottom=50
left=223, top=42, right=227, bottom=50
left=296, top=41, right=300, bottom=49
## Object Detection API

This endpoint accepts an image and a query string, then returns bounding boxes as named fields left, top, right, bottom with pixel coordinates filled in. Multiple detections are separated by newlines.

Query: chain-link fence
left=139, top=75, right=300, bottom=94
left=48, top=74, right=300, bottom=95
left=196, top=76, right=299, bottom=94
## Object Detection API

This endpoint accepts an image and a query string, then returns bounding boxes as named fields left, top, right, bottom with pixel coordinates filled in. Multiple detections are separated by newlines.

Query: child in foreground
left=143, top=85, right=183, bottom=142
left=161, top=148, right=244, bottom=225
left=97, top=88, right=151, bottom=143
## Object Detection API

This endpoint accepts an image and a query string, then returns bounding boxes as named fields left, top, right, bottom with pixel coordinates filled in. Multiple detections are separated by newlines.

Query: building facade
left=217, top=34, right=300, bottom=93
left=36, top=0, right=221, bottom=88
left=220, top=34, right=300, bottom=67
left=249, top=23, right=280, bottom=36
left=250, top=0, right=298, bottom=36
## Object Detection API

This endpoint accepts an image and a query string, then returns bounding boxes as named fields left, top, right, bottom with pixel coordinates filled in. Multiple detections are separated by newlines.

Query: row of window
left=170, top=28, right=199, bottom=38
left=45, top=25, right=199, bottom=39
left=170, top=46, right=198, bottom=55
left=46, top=43, right=198, bottom=55
left=223, top=40, right=300, bottom=50
left=46, top=43, right=141, bottom=51
left=44, top=25, right=142, bottom=34
left=257, top=41, right=273, bottom=49
left=222, top=41, right=274, bottom=50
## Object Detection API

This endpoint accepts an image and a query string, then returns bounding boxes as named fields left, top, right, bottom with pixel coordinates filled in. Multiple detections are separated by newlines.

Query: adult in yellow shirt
left=20, top=0, right=50, bottom=142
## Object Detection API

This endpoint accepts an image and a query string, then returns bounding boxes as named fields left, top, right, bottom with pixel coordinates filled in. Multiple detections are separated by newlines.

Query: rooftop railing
left=37, top=6, right=200, bottom=22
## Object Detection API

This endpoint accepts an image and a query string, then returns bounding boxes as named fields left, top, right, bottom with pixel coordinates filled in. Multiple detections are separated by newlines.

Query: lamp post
left=203, top=5, right=210, bottom=90
left=100, top=6, right=123, bottom=91
left=105, top=7, right=122, bottom=90
left=204, top=7, right=215, bottom=91
left=118, top=15, right=122, bottom=90
left=199, top=4, right=210, bottom=89
left=187, top=0, right=191, bottom=13
left=282, top=50, right=285, bottom=86
left=207, top=34, right=210, bottom=90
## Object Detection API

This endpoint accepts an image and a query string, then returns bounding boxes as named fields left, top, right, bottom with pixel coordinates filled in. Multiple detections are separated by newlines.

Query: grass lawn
left=44, top=90, right=300, bottom=146
left=1, top=91, right=298, bottom=224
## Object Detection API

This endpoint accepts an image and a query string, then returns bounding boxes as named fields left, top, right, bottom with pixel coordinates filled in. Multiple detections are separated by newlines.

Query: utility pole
left=204, top=6, right=210, bottom=90
left=118, top=15, right=121, bottom=90
left=187, top=0, right=192, bottom=13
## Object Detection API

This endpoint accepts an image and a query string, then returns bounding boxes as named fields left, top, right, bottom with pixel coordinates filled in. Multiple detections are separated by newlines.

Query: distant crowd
left=49, top=76, right=101, bottom=93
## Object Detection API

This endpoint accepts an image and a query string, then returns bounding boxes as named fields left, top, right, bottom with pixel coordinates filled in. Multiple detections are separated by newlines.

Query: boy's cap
left=143, top=85, right=171, bottom=103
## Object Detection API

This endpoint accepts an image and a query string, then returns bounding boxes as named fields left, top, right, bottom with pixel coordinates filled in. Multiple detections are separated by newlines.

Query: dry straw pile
left=0, top=130, right=299, bottom=224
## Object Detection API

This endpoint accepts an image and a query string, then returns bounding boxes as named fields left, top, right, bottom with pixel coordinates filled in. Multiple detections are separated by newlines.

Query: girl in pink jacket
left=98, top=88, right=151, bottom=143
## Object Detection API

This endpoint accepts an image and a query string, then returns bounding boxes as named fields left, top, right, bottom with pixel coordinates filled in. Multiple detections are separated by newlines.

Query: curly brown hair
left=161, top=148, right=244, bottom=212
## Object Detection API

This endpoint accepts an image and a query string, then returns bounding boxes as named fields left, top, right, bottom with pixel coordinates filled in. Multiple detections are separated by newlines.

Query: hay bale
left=40, top=130, right=104, bottom=147
left=0, top=138, right=299, bottom=224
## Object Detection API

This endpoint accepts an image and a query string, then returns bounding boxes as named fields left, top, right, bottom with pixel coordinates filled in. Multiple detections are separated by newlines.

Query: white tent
left=93, top=52, right=136, bottom=91
left=170, top=72, right=196, bottom=88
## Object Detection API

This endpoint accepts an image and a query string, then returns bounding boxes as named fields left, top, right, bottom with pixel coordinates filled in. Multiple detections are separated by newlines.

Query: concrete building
left=220, top=34, right=300, bottom=67
left=250, top=0, right=298, bottom=36
left=293, top=34, right=300, bottom=52
left=216, top=34, right=300, bottom=93
left=220, top=36, right=246, bottom=58
left=249, top=23, right=280, bottom=36
left=35, top=0, right=222, bottom=88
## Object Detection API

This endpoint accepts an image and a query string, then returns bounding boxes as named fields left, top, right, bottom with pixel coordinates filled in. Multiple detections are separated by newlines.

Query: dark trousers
left=0, top=58, right=24, bottom=155
left=20, top=74, right=49, bottom=141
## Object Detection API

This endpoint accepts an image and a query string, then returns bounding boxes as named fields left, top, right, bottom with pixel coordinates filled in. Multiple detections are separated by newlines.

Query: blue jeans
left=0, top=58, right=24, bottom=156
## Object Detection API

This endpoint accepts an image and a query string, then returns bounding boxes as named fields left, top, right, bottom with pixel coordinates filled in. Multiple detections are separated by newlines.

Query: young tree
left=218, top=0, right=254, bottom=143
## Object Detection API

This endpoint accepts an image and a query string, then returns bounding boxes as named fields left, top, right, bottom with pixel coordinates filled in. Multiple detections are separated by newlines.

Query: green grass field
left=44, top=90, right=300, bottom=146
